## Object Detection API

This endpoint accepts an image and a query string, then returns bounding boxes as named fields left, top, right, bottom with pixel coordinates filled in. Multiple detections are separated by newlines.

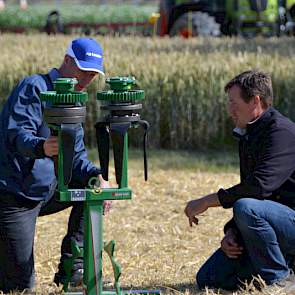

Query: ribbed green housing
left=40, top=91, right=88, bottom=104
left=97, top=90, right=144, bottom=101
left=97, top=77, right=145, bottom=101
left=40, top=78, right=88, bottom=104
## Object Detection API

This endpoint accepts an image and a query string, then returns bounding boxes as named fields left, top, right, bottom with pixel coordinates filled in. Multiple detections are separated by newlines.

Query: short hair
left=224, top=70, right=273, bottom=108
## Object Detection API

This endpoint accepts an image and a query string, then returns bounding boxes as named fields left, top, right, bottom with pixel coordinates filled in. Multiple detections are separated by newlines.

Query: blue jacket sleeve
left=6, top=77, right=47, bottom=159
left=71, top=124, right=101, bottom=187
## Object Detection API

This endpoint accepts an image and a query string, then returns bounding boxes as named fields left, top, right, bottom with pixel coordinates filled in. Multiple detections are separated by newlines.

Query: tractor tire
left=169, top=11, right=221, bottom=38
left=288, top=5, right=295, bottom=36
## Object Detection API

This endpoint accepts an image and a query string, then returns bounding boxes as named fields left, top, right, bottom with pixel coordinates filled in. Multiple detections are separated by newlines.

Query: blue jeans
left=0, top=191, right=84, bottom=293
left=197, top=198, right=295, bottom=290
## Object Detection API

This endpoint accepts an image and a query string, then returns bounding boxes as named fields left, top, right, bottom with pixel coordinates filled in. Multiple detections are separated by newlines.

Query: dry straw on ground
left=4, top=150, right=290, bottom=295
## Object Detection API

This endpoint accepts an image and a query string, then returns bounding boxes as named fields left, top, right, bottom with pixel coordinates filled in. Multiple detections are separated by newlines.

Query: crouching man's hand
left=184, top=198, right=209, bottom=226
left=221, top=228, right=243, bottom=259
left=98, top=175, right=112, bottom=215
left=184, top=193, right=221, bottom=227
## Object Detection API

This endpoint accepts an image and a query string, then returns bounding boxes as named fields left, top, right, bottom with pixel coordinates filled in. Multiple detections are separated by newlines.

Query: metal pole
left=84, top=201, right=104, bottom=295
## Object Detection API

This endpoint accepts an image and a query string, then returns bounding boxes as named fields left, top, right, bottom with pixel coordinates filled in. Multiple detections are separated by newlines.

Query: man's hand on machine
left=98, top=174, right=112, bottom=215
left=98, top=174, right=109, bottom=188
left=43, top=136, right=58, bottom=157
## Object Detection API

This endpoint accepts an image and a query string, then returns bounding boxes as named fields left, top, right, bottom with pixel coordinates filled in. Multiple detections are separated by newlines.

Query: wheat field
left=1, top=34, right=295, bottom=149
left=1, top=34, right=294, bottom=295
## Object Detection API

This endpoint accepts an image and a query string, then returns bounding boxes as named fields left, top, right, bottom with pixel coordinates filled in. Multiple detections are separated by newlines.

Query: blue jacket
left=0, top=68, right=100, bottom=201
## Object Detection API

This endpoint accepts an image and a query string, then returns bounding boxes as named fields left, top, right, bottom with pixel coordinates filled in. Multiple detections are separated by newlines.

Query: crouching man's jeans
left=197, top=198, right=295, bottom=290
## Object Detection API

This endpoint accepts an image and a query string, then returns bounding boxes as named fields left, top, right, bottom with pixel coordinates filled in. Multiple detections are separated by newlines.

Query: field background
left=1, top=35, right=295, bottom=150
left=36, top=149, right=238, bottom=294
left=0, top=34, right=294, bottom=294
left=32, top=150, right=285, bottom=295
left=0, top=3, right=157, bottom=32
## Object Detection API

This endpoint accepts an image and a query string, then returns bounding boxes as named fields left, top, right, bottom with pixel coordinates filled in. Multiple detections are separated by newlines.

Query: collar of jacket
left=246, top=107, right=274, bottom=134
left=48, top=68, right=61, bottom=85
left=42, top=68, right=61, bottom=108
left=232, top=107, right=274, bottom=139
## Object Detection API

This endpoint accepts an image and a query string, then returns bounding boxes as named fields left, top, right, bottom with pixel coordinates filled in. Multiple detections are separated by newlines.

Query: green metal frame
left=41, top=77, right=160, bottom=295
left=57, top=124, right=131, bottom=295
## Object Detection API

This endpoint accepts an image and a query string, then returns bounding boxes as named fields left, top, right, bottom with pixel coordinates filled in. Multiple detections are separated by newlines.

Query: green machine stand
left=40, top=77, right=160, bottom=295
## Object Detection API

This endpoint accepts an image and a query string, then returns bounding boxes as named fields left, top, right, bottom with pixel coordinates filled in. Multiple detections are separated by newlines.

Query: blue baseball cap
left=66, top=37, right=104, bottom=75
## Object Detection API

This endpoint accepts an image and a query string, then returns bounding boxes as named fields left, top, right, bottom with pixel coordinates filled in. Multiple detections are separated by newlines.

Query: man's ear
left=253, top=95, right=261, bottom=106
left=64, top=55, right=71, bottom=65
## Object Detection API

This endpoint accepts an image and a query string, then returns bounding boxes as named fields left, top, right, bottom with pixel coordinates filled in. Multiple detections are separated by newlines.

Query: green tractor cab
left=158, top=0, right=295, bottom=37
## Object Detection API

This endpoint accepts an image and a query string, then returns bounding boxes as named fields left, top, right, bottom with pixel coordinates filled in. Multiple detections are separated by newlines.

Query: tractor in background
left=158, top=0, right=295, bottom=37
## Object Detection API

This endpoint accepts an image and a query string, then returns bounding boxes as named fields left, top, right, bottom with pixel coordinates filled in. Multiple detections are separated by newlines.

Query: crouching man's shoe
left=275, top=273, right=295, bottom=293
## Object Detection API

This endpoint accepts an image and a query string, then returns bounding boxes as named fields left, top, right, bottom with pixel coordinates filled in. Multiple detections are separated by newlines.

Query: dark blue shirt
left=0, top=68, right=100, bottom=201
left=218, top=107, right=295, bottom=209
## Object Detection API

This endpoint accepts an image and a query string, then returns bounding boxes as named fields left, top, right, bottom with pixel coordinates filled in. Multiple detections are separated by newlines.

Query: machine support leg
left=84, top=201, right=104, bottom=295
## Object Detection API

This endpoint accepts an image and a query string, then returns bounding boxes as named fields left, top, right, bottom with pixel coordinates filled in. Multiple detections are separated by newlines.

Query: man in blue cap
left=0, top=37, right=110, bottom=293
